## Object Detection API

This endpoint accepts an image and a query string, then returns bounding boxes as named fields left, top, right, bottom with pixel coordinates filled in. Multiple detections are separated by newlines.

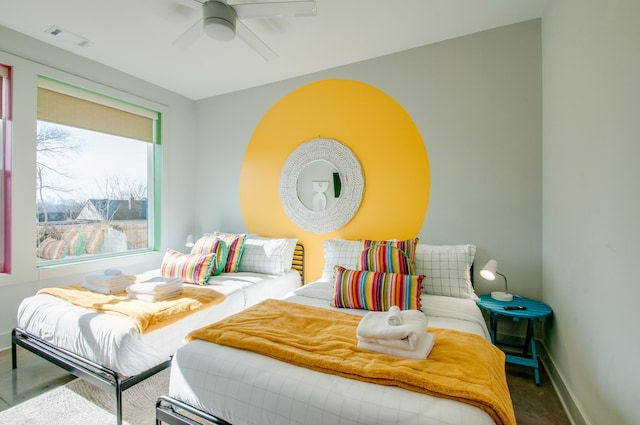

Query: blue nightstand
left=477, top=294, right=552, bottom=385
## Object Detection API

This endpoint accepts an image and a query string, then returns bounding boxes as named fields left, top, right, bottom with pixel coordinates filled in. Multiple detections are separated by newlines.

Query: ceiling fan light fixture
left=203, top=1, right=237, bottom=41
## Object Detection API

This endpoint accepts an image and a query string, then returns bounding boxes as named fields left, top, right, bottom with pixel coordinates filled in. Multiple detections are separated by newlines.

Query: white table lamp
left=480, top=259, right=513, bottom=301
left=185, top=234, right=195, bottom=248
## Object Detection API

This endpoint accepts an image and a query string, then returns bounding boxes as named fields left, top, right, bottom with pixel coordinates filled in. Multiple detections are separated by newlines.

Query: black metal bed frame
left=12, top=327, right=171, bottom=425
left=156, top=395, right=231, bottom=425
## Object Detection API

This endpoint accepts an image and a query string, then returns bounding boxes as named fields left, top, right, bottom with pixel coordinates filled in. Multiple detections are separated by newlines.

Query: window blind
left=37, top=77, right=157, bottom=143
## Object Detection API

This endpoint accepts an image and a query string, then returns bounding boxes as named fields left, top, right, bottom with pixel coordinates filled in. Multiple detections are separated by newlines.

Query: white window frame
left=0, top=63, right=11, bottom=273
left=35, top=76, right=161, bottom=267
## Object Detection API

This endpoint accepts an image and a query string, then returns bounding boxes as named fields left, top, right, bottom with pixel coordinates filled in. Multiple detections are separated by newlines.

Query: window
left=35, top=76, right=160, bottom=264
left=0, top=64, right=11, bottom=273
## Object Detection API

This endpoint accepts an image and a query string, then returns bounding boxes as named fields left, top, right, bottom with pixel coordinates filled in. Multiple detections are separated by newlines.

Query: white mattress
left=16, top=269, right=301, bottom=377
left=169, top=280, right=496, bottom=425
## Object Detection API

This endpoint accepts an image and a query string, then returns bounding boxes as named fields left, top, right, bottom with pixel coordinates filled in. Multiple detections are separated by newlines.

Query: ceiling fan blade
left=234, top=1, right=317, bottom=19
left=172, top=18, right=204, bottom=48
left=175, top=0, right=204, bottom=10
left=236, top=20, right=278, bottom=60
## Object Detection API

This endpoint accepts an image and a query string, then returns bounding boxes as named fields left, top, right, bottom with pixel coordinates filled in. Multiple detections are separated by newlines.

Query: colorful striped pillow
left=36, top=237, right=69, bottom=260
left=214, top=232, right=248, bottom=273
left=331, top=266, right=424, bottom=311
left=62, top=229, right=87, bottom=256
left=190, top=234, right=229, bottom=276
left=357, top=238, right=419, bottom=274
left=160, top=249, right=216, bottom=285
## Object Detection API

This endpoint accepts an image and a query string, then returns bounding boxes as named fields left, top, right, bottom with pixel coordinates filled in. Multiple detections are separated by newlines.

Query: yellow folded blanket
left=38, top=284, right=226, bottom=334
left=186, top=299, right=516, bottom=425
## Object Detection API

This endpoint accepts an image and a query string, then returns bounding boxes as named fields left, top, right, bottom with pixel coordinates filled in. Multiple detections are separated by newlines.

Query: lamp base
left=491, top=291, right=513, bottom=302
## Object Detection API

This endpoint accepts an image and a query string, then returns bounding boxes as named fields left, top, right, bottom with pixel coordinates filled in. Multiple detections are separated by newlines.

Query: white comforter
left=16, top=270, right=301, bottom=376
left=168, top=280, right=496, bottom=425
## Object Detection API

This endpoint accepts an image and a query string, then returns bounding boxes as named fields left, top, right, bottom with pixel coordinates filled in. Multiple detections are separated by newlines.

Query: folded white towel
left=358, top=332, right=435, bottom=360
left=85, top=272, right=136, bottom=287
left=81, top=281, right=129, bottom=295
left=387, top=305, right=402, bottom=326
left=126, top=278, right=183, bottom=295
left=127, top=288, right=183, bottom=302
left=104, top=268, right=122, bottom=276
left=356, top=309, right=428, bottom=349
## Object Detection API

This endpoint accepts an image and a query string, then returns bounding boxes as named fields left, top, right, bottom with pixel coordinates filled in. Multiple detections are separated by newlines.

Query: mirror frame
left=279, top=138, right=364, bottom=233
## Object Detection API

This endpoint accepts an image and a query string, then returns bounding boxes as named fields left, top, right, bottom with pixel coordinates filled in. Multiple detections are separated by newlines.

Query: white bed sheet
left=169, top=280, right=497, bottom=425
left=16, top=269, right=301, bottom=377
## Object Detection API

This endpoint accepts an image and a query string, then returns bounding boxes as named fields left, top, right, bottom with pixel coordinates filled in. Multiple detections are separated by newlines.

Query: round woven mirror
left=279, top=138, right=364, bottom=233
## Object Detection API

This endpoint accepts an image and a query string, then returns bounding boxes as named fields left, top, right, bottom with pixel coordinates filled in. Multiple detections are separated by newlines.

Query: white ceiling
left=0, top=0, right=546, bottom=101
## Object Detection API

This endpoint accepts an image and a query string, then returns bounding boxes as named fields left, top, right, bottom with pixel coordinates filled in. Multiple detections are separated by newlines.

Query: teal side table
left=477, top=294, right=552, bottom=385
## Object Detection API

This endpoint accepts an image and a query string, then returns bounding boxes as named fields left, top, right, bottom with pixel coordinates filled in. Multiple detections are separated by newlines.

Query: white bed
left=15, top=269, right=301, bottom=376
left=13, top=234, right=303, bottom=425
left=166, top=280, right=496, bottom=425
left=158, top=240, right=514, bottom=425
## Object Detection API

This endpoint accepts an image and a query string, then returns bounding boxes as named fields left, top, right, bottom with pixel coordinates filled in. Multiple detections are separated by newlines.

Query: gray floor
left=2, top=346, right=571, bottom=424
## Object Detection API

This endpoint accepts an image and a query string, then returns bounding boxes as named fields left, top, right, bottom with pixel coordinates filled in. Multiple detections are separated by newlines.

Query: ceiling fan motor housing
left=203, top=1, right=237, bottom=41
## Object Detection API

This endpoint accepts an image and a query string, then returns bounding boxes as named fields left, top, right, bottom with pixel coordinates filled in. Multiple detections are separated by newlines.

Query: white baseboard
left=538, top=341, right=591, bottom=425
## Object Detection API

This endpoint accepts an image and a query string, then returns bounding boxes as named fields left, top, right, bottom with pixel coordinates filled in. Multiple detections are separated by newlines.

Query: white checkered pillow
left=238, top=236, right=297, bottom=275
left=415, top=244, right=478, bottom=300
left=321, top=239, right=362, bottom=281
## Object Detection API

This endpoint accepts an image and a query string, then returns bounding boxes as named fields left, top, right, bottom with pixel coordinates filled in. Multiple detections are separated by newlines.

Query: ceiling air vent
left=45, top=26, right=93, bottom=47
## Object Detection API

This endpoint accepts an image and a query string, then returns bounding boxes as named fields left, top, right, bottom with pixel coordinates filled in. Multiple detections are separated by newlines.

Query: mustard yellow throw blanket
left=38, top=284, right=226, bottom=334
left=186, top=299, right=516, bottom=425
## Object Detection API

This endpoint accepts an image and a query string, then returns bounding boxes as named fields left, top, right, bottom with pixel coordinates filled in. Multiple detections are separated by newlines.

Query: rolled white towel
left=126, top=277, right=183, bottom=295
left=357, top=310, right=428, bottom=349
left=358, top=333, right=435, bottom=360
left=387, top=305, right=402, bottom=326
left=127, top=287, right=183, bottom=302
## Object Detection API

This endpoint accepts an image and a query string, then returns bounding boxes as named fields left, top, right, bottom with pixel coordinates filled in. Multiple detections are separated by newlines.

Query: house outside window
left=35, top=76, right=160, bottom=264
left=0, top=63, right=11, bottom=273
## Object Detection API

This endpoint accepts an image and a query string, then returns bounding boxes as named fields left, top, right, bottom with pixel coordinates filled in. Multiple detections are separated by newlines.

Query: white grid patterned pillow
left=321, top=239, right=362, bottom=281
left=415, top=244, right=478, bottom=300
left=238, top=236, right=297, bottom=275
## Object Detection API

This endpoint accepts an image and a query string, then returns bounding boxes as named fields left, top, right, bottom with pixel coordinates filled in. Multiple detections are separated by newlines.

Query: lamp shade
left=480, top=259, right=513, bottom=301
left=185, top=234, right=195, bottom=248
left=480, top=259, right=498, bottom=280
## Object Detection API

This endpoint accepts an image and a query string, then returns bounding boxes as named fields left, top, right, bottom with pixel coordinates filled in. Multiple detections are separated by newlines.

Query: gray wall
left=0, top=26, right=198, bottom=348
left=542, top=0, right=640, bottom=424
left=194, top=20, right=543, bottom=300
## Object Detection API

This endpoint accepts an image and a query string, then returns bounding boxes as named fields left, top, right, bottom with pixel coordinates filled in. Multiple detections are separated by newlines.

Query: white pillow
left=415, top=244, right=478, bottom=300
left=281, top=238, right=299, bottom=272
left=238, top=235, right=298, bottom=275
left=321, top=238, right=362, bottom=281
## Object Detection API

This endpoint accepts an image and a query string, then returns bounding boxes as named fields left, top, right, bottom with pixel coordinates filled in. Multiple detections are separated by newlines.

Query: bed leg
left=116, top=379, right=123, bottom=425
left=11, top=329, right=18, bottom=369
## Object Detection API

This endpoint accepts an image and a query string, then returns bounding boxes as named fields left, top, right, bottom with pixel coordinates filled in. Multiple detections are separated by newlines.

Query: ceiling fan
left=173, top=0, right=317, bottom=60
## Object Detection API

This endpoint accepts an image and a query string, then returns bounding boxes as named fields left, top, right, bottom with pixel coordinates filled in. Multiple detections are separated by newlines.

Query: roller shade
left=37, top=78, right=157, bottom=143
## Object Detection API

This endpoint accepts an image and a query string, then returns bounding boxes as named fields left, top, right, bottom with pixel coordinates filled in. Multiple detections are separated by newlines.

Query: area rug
left=0, top=369, right=169, bottom=425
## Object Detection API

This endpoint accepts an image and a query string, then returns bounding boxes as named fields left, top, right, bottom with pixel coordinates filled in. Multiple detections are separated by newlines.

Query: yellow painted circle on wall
left=240, top=79, right=429, bottom=281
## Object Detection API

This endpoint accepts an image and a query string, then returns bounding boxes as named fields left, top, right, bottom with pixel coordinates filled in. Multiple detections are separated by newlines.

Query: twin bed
left=156, top=239, right=517, bottom=425
left=12, top=233, right=303, bottom=425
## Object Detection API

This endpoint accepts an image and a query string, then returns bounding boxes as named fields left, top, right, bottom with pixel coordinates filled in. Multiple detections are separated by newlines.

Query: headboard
left=291, top=243, right=304, bottom=285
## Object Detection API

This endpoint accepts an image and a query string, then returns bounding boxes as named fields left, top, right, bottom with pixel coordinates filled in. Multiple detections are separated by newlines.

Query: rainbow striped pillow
left=161, top=249, right=216, bottom=285
left=357, top=238, right=418, bottom=274
left=37, top=237, right=69, bottom=260
left=214, top=232, right=248, bottom=273
left=190, top=234, right=230, bottom=276
left=331, top=266, right=424, bottom=311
